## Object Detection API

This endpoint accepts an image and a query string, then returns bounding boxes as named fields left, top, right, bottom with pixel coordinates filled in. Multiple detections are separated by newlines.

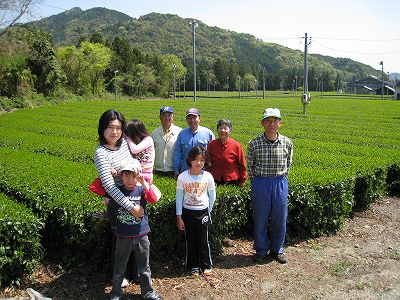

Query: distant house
left=346, top=75, right=396, bottom=95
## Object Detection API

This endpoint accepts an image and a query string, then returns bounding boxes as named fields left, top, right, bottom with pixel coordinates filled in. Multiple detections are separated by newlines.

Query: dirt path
left=1, top=197, right=399, bottom=299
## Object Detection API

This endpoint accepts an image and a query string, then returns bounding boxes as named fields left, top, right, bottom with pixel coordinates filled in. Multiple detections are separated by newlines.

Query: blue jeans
left=251, top=176, right=288, bottom=255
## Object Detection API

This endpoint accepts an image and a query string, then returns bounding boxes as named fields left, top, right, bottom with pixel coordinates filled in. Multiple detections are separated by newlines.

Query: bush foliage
left=0, top=97, right=399, bottom=286
left=0, top=193, right=43, bottom=286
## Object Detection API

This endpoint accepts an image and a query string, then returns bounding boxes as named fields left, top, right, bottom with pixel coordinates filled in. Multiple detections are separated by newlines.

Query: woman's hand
left=176, top=215, right=185, bottom=231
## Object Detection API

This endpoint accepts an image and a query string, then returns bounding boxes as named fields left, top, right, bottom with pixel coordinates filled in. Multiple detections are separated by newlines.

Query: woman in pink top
left=126, top=119, right=155, bottom=184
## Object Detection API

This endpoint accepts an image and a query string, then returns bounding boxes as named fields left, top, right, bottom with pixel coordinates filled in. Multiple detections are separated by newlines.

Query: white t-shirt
left=176, top=170, right=215, bottom=211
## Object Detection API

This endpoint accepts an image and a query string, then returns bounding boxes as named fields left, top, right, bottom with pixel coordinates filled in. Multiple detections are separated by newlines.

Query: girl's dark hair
left=186, top=146, right=211, bottom=168
left=98, top=109, right=126, bottom=146
left=126, top=119, right=149, bottom=144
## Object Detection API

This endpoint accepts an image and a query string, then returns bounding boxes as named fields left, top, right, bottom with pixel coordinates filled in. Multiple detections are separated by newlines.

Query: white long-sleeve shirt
left=151, top=124, right=182, bottom=172
left=176, top=170, right=216, bottom=215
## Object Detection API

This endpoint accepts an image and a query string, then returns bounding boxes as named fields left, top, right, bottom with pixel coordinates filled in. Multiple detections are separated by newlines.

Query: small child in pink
left=126, top=119, right=155, bottom=184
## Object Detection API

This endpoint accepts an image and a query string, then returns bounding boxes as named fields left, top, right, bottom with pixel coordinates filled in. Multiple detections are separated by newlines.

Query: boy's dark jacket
left=110, top=185, right=150, bottom=237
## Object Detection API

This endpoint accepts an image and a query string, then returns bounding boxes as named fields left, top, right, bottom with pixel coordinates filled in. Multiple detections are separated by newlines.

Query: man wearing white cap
left=173, top=108, right=215, bottom=176
left=247, top=108, right=293, bottom=264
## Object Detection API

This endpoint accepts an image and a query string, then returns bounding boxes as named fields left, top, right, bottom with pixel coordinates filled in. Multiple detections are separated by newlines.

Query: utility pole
left=114, top=70, right=118, bottom=100
left=237, top=75, right=241, bottom=99
left=172, top=64, right=176, bottom=100
left=262, top=66, right=265, bottom=99
left=183, top=73, right=186, bottom=98
left=302, top=33, right=311, bottom=114
left=190, top=20, right=199, bottom=102
left=380, top=61, right=384, bottom=100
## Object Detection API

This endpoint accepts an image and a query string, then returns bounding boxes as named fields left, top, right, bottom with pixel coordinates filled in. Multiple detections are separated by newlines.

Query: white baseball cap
left=261, top=108, right=281, bottom=120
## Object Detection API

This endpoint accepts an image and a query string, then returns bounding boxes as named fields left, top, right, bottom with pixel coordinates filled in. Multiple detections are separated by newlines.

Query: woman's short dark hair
left=216, top=118, right=232, bottom=131
left=186, top=146, right=211, bottom=168
left=98, top=109, right=126, bottom=146
left=126, top=119, right=149, bottom=144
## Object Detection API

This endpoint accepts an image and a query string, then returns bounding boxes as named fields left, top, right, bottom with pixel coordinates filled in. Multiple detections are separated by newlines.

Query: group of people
left=92, top=105, right=293, bottom=300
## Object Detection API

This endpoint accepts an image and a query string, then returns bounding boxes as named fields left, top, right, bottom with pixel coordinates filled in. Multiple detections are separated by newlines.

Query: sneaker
left=253, top=253, right=268, bottom=264
left=121, top=278, right=129, bottom=288
left=270, top=252, right=287, bottom=264
left=203, top=268, right=212, bottom=276
left=189, top=267, right=200, bottom=276
left=143, top=294, right=163, bottom=300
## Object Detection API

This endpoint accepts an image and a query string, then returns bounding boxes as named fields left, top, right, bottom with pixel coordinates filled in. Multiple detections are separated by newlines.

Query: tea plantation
left=1, top=95, right=399, bottom=286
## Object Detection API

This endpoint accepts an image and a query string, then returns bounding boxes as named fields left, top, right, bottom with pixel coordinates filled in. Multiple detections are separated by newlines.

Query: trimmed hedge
left=1, top=98, right=400, bottom=286
left=0, top=193, right=43, bottom=286
left=0, top=146, right=399, bottom=285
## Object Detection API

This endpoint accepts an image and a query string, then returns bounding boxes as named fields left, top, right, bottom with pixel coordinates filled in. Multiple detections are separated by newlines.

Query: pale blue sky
left=25, top=0, right=400, bottom=73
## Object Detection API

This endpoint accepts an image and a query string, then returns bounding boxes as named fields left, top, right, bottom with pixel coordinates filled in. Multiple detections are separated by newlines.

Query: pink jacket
left=126, top=136, right=155, bottom=184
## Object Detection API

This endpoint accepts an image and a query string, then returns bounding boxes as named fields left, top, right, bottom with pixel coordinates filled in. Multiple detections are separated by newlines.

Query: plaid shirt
left=247, top=132, right=293, bottom=181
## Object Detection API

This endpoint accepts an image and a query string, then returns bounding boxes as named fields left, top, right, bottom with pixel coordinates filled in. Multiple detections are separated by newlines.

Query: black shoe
left=253, top=253, right=268, bottom=264
left=270, top=252, right=287, bottom=264
left=188, top=267, right=200, bottom=276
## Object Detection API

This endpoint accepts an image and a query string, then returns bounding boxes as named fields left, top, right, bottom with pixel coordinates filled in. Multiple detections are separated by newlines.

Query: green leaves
left=0, top=97, right=399, bottom=286
left=0, top=193, right=43, bottom=287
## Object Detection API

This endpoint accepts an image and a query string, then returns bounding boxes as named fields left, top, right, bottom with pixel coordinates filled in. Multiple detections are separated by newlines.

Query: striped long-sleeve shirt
left=94, top=138, right=135, bottom=212
left=247, top=132, right=293, bottom=181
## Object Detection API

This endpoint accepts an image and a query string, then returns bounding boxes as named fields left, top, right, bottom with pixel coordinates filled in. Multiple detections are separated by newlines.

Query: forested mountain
left=27, top=7, right=381, bottom=89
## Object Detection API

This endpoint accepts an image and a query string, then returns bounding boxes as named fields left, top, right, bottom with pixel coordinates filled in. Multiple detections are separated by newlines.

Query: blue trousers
left=251, top=176, right=288, bottom=255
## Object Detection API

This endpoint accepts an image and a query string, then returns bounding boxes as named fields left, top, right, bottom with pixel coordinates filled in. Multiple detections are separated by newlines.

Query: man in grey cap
left=173, top=108, right=215, bottom=176
left=151, top=106, right=182, bottom=177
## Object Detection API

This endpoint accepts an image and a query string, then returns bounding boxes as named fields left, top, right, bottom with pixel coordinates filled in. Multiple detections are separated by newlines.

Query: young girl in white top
left=126, top=119, right=155, bottom=184
left=176, top=146, right=216, bottom=276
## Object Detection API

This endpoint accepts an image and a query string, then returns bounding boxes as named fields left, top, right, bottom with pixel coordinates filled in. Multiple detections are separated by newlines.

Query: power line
left=313, top=36, right=400, bottom=42
left=38, top=3, right=69, bottom=12
left=262, top=36, right=302, bottom=41
left=312, top=40, right=400, bottom=55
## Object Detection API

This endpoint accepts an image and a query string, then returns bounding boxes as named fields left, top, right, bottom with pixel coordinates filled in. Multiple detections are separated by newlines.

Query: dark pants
left=154, top=170, right=175, bottom=177
left=215, top=178, right=241, bottom=186
left=108, top=204, right=138, bottom=281
left=182, top=208, right=212, bottom=271
left=110, top=235, right=156, bottom=299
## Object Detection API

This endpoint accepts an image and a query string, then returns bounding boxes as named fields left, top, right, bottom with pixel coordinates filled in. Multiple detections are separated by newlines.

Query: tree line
left=1, top=26, right=394, bottom=104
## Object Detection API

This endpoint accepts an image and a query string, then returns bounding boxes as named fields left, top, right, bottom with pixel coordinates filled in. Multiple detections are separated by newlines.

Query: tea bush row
left=1, top=97, right=399, bottom=286
left=0, top=193, right=43, bottom=286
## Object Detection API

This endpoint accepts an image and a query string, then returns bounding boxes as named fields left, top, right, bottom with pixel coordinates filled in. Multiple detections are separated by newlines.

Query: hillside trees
left=159, top=53, right=187, bottom=96
left=57, top=41, right=112, bottom=95
left=0, top=53, right=34, bottom=97
left=25, top=29, right=63, bottom=96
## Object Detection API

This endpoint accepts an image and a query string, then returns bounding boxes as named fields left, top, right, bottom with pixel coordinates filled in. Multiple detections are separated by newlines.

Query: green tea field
left=1, top=95, right=400, bottom=293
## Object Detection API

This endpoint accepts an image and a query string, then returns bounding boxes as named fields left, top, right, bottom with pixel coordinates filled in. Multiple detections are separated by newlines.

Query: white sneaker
left=121, top=278, right=129, bottom=288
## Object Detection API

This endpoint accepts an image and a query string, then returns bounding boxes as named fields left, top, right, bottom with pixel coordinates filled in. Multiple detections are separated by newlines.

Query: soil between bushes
left=1, top=197, right=399, bottom=300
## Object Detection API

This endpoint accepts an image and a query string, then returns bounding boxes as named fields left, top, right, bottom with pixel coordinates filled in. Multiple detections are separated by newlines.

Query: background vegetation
left=1, top=7, right=398, bottom=111
left=0, top=95, right=399, bottom=286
